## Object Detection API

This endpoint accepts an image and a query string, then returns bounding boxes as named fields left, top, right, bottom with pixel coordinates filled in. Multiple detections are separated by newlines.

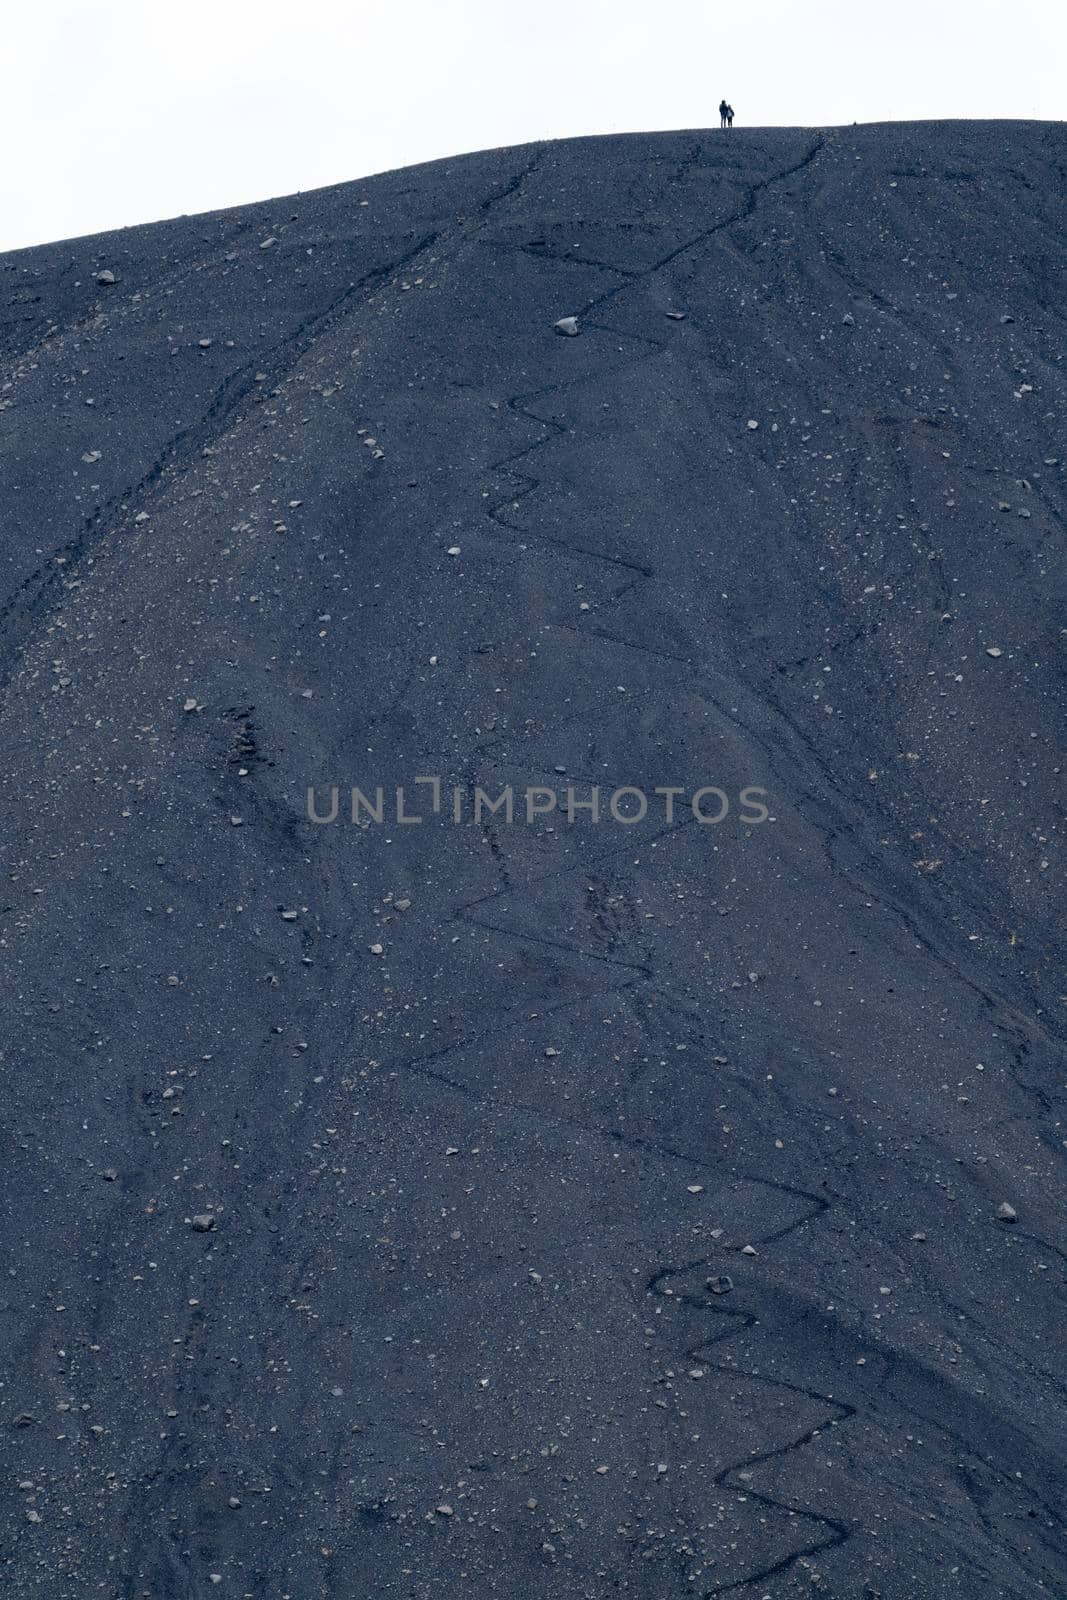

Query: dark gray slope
left=0, top=122, right=1064, bottom=1598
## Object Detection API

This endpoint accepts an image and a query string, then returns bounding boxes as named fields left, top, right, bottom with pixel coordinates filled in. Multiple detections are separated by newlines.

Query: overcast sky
left=4, top=0, right=1063, bottom=252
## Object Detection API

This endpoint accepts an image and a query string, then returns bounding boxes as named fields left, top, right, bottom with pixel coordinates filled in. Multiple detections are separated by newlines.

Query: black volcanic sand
left=1, top=122, right=1064, bottom=1598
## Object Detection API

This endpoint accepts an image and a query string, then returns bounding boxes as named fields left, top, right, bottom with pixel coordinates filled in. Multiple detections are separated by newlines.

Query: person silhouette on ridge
left=727, top=103, right=735, bottom=127
left=719, top=99, right=730, bottom=129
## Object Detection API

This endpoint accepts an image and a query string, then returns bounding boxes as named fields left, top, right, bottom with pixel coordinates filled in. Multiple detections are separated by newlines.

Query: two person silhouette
left=719, top=100, right=735, bottom=128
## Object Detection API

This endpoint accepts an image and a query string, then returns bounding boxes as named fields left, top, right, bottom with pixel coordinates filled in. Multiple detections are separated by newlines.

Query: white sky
left=4, top=0, right=1064, bottom=252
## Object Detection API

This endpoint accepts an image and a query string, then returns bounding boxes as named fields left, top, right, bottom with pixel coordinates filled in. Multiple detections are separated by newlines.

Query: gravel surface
left=1, top=120, right=1064, bottom=1598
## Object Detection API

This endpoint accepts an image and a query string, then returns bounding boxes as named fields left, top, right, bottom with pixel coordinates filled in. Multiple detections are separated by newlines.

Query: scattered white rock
left=554, top=316, right=580, bottom=336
